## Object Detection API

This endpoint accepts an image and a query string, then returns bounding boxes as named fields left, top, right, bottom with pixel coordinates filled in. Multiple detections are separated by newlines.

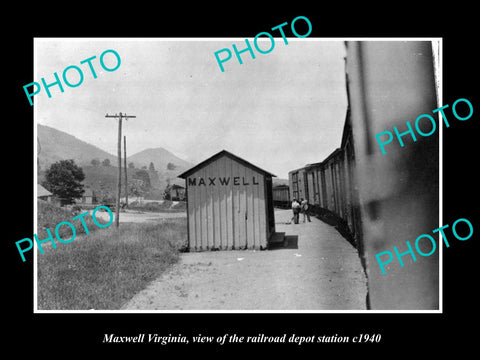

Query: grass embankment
left=37, top=200, right=187, bottom=310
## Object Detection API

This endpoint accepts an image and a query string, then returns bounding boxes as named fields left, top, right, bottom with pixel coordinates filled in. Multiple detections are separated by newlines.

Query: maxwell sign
left=187, top=176, right=260, bottom=186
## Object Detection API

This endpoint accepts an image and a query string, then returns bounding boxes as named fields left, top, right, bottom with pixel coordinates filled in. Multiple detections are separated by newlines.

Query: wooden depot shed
left=178, top=150, right=276, bottom=251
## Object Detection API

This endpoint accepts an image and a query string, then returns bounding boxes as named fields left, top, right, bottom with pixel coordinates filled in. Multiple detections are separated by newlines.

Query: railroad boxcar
left=272, top=184, right=290, bottom=208
left=344, top=41, right=439, bottom=310
left=298, top=110, right=362, bottom=248
left=288, top=167, right=307, bottom=203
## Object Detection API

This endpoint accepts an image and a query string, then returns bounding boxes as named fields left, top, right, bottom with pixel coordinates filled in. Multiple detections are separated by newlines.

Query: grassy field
left=36, top=201, right=188, bottom=310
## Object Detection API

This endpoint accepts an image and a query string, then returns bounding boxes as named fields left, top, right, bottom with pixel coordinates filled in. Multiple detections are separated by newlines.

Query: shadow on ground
left=268, top=235, right=298, bottom=250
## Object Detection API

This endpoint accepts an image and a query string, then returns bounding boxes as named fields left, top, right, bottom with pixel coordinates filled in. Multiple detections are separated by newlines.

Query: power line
left=124, top=135, right=128, bottom=207
left=105, top=112, right=136, bottom=228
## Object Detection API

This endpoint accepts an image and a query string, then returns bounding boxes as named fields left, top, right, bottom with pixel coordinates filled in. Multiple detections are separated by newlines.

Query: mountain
left=37, top=124, right=193, bottom=196
left=273, top=178, right=289, bottom=186
left=127, top=147, right=192, bottom=172
left=38, top=124, right=116, bottom=170
left=127, top=147, right=193, bottom=187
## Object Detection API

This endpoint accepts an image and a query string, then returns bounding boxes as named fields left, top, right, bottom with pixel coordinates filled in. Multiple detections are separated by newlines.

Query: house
left=83, top=189, right=96, bottom=204
left=178, top=150, right=276, bottom=251
left=37, top=184, right=52, bottom=202
left=76, top=189, right=96, bottom=204
left=164, top=184, right=185, bottom=201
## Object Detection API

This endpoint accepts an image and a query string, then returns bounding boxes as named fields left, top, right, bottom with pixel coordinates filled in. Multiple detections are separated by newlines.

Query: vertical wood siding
left=186, top=155, right=268, bottom=251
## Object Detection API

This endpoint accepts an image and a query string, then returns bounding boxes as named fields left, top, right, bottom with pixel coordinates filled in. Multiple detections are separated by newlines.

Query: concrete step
left=267, top=232, right=286, bottom=249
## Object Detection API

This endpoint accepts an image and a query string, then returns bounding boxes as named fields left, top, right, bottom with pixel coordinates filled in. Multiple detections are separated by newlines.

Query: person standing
left=291, top=198, right=301, bottom=224
left=300, top=198, right=311, bottom=223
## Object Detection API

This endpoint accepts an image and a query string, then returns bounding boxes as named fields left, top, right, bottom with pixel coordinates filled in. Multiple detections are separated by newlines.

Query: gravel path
left=122, top=209, right=368, bottom=310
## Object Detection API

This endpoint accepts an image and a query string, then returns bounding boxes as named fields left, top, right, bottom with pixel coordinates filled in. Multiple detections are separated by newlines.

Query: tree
left=102, top=158, right=111, bottom=167
left=149, top=162, right=156, bottom=171
left=133, top=170, right=151, bottom=189
left=128, top=162, right=135, bottom=169
left=167, top=162, right=176, bottom=170
left=91, top=158, right=100, bottom=167
left=43, top=159, right=85, bottom=204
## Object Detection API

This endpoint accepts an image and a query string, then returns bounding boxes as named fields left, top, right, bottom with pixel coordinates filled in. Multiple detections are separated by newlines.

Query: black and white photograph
left=6, top=8, right=479, bottom=355
left=32, top=38, right=441, bottom=312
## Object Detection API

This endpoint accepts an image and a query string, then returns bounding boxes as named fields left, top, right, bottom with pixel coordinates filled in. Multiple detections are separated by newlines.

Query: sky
left=35, top=38, right=348, bottom=179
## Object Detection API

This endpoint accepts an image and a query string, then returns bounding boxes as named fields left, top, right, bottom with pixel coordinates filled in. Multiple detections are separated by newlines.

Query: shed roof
left=37, top=184, right=52, bottom=197
left=168, top=184, right=185, bottom=190
left=178, top=150, right=276, bottom=179
left=170, top=184, right=185, bottom=189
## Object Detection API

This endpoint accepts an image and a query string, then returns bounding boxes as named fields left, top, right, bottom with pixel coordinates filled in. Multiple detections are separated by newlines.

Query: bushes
left=37, top=200, right=107, bottom=239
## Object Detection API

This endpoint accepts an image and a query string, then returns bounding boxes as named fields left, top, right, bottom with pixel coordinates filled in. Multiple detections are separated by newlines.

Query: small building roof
left=37, top=184, right=52, bottom=197
left=178, top=150, right=276, bottom=179
left=169, top=184, right=185, bottom=190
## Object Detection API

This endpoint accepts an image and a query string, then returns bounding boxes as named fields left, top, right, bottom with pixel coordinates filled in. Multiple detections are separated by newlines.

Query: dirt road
left=94, top=209, right=186, bottom=223
left=122, top=209, right=368, bottom=310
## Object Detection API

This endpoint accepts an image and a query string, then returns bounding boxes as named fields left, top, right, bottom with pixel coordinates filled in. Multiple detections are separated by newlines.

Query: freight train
left=288, top=110, right=361, bottom=247
left=272, top=184, right=290, bottom=208
left=285, top=41, right=439, bottom=310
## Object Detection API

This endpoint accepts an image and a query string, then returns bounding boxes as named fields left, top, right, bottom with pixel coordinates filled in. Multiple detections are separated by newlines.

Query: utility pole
left=105, top=112, right=136, bottom=227
left=124, top=135, right=128, bottom=207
